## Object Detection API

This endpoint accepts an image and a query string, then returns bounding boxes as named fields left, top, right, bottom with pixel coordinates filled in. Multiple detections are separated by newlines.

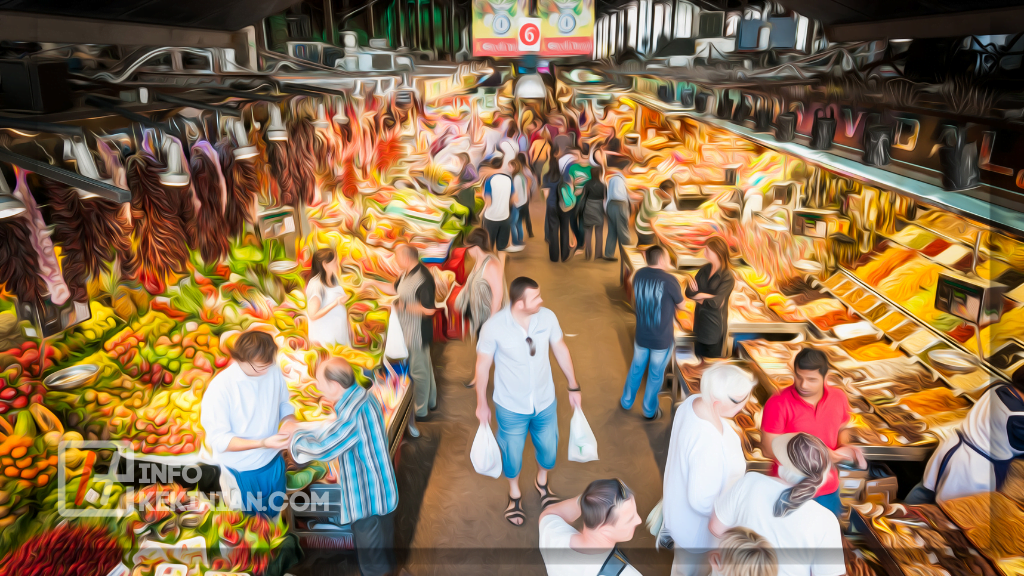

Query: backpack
left=597, top=547, right=633, bottom=576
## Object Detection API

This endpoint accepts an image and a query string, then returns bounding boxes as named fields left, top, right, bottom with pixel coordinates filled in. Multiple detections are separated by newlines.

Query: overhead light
left=515, top=74, right=546, bottom=99
left=266, top=105, right=288, bottom=141
left=0, top=173, right=25, bottom=219
left=159, top=138, right=190, bottom=187
left=230, top=119, right=258, bottom=160
left=312, top=103, right=331, bottom=130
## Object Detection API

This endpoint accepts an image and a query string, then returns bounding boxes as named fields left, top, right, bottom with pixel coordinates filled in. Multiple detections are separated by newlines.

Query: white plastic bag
left=470, top=423, right=502, bottom=478
left=384, top=309, right=408, bottom=360
left=568, top=408, right=599, bottom=463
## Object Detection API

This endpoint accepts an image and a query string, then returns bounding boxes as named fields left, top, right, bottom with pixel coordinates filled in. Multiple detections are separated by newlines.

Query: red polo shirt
left=761, top=384, right=850, bottom=496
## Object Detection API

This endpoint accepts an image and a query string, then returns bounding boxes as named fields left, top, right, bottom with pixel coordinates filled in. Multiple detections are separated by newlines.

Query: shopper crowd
left=197, top=99, right=975, bottom=576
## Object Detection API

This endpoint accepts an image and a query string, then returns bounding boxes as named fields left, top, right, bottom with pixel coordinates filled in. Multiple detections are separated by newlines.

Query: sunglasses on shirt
left=526, top=337, right=536, bottom=356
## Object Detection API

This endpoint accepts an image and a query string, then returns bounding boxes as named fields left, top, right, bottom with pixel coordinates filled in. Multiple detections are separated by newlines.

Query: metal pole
left=430, top=0, right=437, bottom=56
left=397, top=0, right=405, bottom=47
left=452, top=0, right=458, bottom=55
left=416, top=0, right=423, bottom=50
left=369, top=2, right=375, bottom=37
left=324, top=0, right=337, bottom=45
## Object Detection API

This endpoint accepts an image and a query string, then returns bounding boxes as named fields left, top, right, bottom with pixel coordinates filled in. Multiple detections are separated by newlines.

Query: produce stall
left=0, top=79, right=469, bottom=575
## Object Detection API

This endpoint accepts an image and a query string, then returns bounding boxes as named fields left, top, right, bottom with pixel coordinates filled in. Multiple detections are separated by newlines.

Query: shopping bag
left=470, top=423, right=502, bottom=478
left=384, top=309, right=408, bottom=360
left=568, top=408, right=599, bottom=463
left=646, top=499, right=674, bottom=550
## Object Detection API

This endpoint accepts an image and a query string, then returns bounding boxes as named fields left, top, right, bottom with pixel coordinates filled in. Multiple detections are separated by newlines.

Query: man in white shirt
left=539, top=478, right=643, bottom=576
left=475, top=277, right=583, bottom=526
left=200, top=331, right=300, bottom=517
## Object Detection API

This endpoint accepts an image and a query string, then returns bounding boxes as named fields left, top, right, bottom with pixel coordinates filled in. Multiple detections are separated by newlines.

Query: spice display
left=0, top=523, right=122, bottom=576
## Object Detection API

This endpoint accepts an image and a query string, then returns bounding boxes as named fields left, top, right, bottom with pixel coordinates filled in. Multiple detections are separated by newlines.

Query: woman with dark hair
left=305, top=248, right=351, bottom=347
left=580, top=164, right=606, bottom=261
left=710, top=433, right=844, bottom=576
left=686, top=236, right=735, bottom=358
left=456, top=228, right=508, bottom=388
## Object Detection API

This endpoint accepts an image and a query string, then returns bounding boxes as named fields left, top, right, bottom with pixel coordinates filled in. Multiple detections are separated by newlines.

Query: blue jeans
left=495, top=402, right=559, bottom=478
left=229, top=454, right=287, bottom=517
left=511, top=205, right=525, bottom=246
left=621, top=342, right=672, bottom=418
left=813, top=489, right=843, bottom=517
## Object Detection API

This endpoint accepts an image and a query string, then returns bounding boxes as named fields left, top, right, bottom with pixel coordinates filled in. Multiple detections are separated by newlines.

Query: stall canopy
left=0, top=0, right=297, bottom=30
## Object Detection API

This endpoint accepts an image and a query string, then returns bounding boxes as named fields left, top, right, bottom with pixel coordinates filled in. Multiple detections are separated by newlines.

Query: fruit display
left=0, top=523, right=124, bottom=576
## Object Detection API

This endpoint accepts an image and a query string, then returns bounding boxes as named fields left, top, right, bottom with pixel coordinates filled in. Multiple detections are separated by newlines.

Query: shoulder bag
left=597, top=547, right=632, bottom=576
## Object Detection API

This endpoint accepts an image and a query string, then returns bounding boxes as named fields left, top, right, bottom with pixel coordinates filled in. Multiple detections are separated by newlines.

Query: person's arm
left=687, top=443, right=727, bottom=517
left=307, top=292, right=345, bottom=321
left=474, top=352, right=495, bottom=424
left=483, top=261, right=505, bottom=318
left=416, top=271, right=438, bottom=317
left=704, top=274, right=734, bottom=310
left=834, top=402, right=866, bottom=469
left=709, top=473, right=745, bottom=538
left=708, top=511, right=729, bottom=539
left=540, top=493, right=582, bottom=522
left=551, top=338, right=582, bottom=409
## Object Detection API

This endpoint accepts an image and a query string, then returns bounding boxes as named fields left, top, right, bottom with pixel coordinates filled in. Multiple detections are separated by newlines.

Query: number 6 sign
left=518, top=18, right=541, bottom=52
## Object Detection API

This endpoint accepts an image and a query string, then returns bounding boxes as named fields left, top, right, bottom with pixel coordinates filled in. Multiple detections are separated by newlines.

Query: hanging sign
left=473, top=0, right=529, bottom=57
left=538, top=0, right=594, bottom=56
left=518, top=18, right=542, bottom=52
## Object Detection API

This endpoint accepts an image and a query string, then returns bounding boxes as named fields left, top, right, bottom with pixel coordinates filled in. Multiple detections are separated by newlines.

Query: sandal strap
left=505, top=497, right=526, bottom=525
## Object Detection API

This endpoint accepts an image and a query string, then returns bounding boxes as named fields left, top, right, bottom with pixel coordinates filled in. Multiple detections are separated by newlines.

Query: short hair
left=699, top=363, right=756, bottom=404
left=396, top=243, right=419, bottom=261
left=644, top=245, right=666, bottom=266
left=509, top=276, right=539, bottom=305
left=465, top=228, right=492, bottom=252
left=659, top=179, right=675, bottom=191
left=488, top=156, right=503, bottom=169
left=230, top=331, right=278, bottom=365
left=794, top=347, right=830, bottom=377
left=322, top=358, right=355, bottom=390
left=717, top=528, right=778, bottom=576
left=580, top=479, right=634, bottom=530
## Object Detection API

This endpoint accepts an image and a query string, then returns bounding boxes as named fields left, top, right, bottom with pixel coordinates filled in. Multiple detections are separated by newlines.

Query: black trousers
left=694, top=338, right=727, bottom=359
left=522, top=202, right=534, bottom=237
left=352, top=512, right=396, bottom=576
left=546, top=202, right=574, bottom=262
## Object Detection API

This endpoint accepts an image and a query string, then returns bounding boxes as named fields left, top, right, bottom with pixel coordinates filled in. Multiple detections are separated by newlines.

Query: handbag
left=680, top=88, right=695, bottom=109
left=695, top=92, right=711, bottom=114
left=597, top=547, right=633, bottom=576
left=384, top=308, right=408, bottom=360
left=810, top=108, right=836, bottom=150
left=775, top=112, right=796, bottom=142
left=732, top=94, right=751, bottom=122
left=862, top=118, right=893, bottom=166
left=753, top=103, right=772, bottom=133
left=716, top=93, right=733, bottom=119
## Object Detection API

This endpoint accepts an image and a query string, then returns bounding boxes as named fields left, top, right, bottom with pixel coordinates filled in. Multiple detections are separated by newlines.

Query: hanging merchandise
left=9, top=168, right=71, bottom=306
left=938, top=124, right=981, bottom=191
left=0, top=215, right=44, bottom=307
left=126, top=131, right=193, bottom=295
left=775, top=111, right=797, bottom=142
left=286, top=100, right=320, bottom=206
left=187, top=140, right=232, bottom=264
left=862, top=117, right=893, bottom=167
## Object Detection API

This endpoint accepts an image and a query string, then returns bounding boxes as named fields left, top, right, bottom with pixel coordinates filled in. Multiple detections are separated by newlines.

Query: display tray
left=387, top=383, right=413, bottom=460
left=674, top=321, right=808, bottom=346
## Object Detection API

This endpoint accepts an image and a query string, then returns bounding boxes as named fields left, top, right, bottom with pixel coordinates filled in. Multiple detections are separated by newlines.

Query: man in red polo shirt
left=760, top=347, right=866, bottom=516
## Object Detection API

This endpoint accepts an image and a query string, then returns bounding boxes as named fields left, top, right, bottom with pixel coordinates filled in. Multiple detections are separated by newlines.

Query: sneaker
left=506, top=244, right=525, bottom=253
left=407, top=421, right=420, bottom=438
left=644, top=408, right=663, bottom=421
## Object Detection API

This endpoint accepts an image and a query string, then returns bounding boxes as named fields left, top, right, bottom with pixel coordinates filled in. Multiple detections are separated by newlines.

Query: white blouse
left=306, top=276, right=351, bottom=347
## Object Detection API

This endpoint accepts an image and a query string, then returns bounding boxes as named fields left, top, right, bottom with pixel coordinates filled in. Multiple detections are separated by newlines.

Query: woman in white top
left=710, top=433, right=846, bottom=576
left=663, top=363, right=756, bottom=576
left=482, top=156, right=516, bottom=258
left=305, top=249, right=351, bottom=347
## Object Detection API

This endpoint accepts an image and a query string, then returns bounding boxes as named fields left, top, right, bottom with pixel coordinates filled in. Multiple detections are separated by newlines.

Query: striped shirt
left=290, top=385, right=398, bottom=524
left=635, top=187, right=664, bottom=237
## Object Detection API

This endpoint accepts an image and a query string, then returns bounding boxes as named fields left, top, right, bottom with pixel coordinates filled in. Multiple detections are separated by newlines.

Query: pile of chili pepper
left=0, top=523, right=121, bottom=576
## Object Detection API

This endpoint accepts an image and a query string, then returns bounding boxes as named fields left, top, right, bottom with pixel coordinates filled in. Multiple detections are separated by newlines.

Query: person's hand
left=834, top=445, right=867, bottom=469
left=337, top=296, right=347, bottom=308
left=568, top=390, right=582, bottom=410
left=476, top=402, right=491, bottom=425
left=687, top=276, right=698, bottom=292
left=278, top=419, right=299, bottom=435
left=262, top=433, right=292, bottom=450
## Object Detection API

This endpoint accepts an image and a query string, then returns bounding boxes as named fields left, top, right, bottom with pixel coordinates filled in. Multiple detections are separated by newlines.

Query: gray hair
left=322, top=358, right=355, bottom=390
left=581, top=479, right=634, bottom=530
left=699, top=364, right=756, bottom=405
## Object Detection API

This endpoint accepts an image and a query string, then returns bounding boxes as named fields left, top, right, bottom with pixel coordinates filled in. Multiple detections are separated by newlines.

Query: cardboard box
left=865, top=476, right=899, bottom=503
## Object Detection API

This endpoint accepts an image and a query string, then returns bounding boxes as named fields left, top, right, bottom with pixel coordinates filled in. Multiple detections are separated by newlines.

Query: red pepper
left=74, top=450, right=96, bottom=506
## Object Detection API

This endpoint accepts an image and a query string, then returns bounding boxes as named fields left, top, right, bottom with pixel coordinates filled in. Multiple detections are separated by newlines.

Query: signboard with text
left=473, top=0, right=529, bottom=57
left=538, top=0, right=594, bottom=56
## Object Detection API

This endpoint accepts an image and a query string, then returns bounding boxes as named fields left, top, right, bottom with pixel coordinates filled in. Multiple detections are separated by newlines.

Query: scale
left=792, top=208, right=843, bottom=238
left=257, top=208, right=299, bottom=261
left=934, top=271, right=1007, bottom=363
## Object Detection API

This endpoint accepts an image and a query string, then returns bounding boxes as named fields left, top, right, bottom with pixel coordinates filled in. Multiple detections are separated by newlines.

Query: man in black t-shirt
left=620, top=246, right=685, bottom=420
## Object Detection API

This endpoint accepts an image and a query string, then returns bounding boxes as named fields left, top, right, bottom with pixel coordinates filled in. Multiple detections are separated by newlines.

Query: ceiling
left=776, top=0, right=1024, bottom=25
left=0, top=0, right=298, bottom=31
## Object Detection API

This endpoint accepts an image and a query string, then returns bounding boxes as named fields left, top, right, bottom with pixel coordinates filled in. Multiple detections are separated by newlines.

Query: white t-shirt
left=200, top=363, right=296, bottom=472
left=663, top=395, right=747, bottom=551
left=484, top=174, right=513, bottom=221
left=513, top=173, right=530, bottom=207
left=539, top=516, right=643, bottom=576
left=477, top=307, right=563, bottom=415
left=305, top=276, right=351, bottom=347
left=715, top=473, right=845, bottom=576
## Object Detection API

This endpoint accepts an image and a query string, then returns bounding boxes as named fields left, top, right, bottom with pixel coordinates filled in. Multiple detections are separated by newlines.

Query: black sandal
left=505, top=497, right=526, bottom=526
left=535, top=481, right=560, bottom=510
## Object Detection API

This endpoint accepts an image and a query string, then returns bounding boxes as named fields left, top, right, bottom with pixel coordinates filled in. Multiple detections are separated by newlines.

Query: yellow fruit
left=9, top=447, right=25, bottom=460
left=43, top=431, right=61, bottom=450
left=61, top=431, right=84, bottom=443
left=14, top=457, right=31, bottom=469
left=3, top=466, right=18, bottom=478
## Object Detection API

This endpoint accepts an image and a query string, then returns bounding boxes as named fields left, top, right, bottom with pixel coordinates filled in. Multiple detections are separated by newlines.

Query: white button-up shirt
left=477, top=307, right=564, bottom=415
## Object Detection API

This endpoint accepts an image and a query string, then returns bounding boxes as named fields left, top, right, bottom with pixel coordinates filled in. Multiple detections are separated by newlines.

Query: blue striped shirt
left=291, top=385, right=399, bottom=524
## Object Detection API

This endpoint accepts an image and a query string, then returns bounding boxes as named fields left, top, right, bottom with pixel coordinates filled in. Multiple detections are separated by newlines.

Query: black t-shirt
left=583, top=178, right=606, bottom=202
left=394, top=264, right=436, bottom=345
left=685, top=264, right=735, bottom=345
left=632, top=267, right=684, bottom=350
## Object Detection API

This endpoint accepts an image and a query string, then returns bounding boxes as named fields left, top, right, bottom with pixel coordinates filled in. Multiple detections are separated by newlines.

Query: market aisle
left=389, top=198, right=675, bottom=576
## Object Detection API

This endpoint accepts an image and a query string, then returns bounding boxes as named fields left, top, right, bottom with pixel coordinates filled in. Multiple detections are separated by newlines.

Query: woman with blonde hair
left=456, top=228, right=508, bottom=388
left=710, top=433, right=844, bottom=576
left=713, top=528, right=778, bottom=576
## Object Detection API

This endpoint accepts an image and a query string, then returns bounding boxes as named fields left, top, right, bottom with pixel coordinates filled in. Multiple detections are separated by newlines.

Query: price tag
left=518, top=18, right=541, bottom=52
